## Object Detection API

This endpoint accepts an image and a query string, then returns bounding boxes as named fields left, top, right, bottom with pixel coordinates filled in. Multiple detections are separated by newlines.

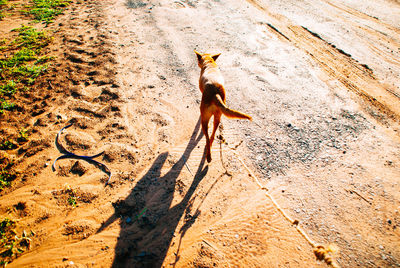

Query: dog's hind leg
left=210, top=112, right=221, bottom=149
left=201, top=112, right=212, bottom=163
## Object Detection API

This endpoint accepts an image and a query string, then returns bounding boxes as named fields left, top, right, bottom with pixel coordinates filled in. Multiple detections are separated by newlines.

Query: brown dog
left=195, top=51, right=252, bottom=162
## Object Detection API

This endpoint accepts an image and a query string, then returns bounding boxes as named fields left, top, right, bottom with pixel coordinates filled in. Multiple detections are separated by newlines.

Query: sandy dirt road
left=2, top=0, right=400, bottom=267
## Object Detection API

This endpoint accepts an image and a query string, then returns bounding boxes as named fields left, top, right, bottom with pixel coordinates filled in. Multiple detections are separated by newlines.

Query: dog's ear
left=212, top=53, right=221, bottom=61
left=194, top=50, right=202, bottom=62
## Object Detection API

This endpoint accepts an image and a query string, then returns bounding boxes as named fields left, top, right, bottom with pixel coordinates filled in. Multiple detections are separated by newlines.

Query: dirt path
left=1, top=0, right=399, bottom=267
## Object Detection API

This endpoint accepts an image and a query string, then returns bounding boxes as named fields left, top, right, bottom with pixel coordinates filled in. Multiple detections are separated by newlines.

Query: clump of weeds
left=52, top=185, right=79, bottom=208
left=17, top=128, right=29, bottom=143
left=0, top=218, right=33, bottom=266
left=0, top=153, right=17, bottom=190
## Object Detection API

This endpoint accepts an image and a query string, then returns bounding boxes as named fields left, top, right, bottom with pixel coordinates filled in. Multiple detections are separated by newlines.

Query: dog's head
left=194, top=50, right=221, bottom=68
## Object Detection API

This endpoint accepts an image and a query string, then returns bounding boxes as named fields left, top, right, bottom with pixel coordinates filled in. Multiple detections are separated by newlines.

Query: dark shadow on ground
left=97, top=118, right=208, bottom=267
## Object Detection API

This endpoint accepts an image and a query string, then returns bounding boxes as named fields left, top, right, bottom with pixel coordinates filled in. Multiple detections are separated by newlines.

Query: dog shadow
left=97, top=118, right=208, bottom=267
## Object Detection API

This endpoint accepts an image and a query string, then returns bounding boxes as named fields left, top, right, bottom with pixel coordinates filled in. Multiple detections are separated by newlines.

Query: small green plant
left=0, top=168, right=16, bottom=190
left=0, top=140, right=17, bottom=150
left=0, top=81, right=17, bottom=96
left=0, top=154, right=16, bottom=190
left=0, top=218, right=32, bottom=265
left=17, top=129, right=29, bottom=143
left=64, top=186, right=78, bottom=207
left=0, top=39, right=7, bottom=51
left=67, top=196, right=77, bottom=207
left=0, top=99, right=15, bottom=114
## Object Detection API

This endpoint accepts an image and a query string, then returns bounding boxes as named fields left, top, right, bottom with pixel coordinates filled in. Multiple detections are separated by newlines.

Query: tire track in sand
left=247, top=0, right=400, bottom=125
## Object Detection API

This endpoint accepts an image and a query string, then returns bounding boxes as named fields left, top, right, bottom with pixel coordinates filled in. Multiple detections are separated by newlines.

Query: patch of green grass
left=12, top=25, right=52, bottom=50
left=26, top=0, right=70, bottom=24
left=0, top=218, right=32, bottom=266
left=0, top=0, right=8, bottom=20
left=0, top=26, right=53, bottom=98
left=1, top=48, right=37, bottom=68
left=12, top=63, right=49, bottom=85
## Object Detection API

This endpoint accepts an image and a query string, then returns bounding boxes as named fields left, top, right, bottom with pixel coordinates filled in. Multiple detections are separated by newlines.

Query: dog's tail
left=214, top=94, right=252, bottom=120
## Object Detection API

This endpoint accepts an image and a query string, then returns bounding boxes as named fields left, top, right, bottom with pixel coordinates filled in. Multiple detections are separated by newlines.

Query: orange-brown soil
left=1, top=0, right=399, bottom=267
